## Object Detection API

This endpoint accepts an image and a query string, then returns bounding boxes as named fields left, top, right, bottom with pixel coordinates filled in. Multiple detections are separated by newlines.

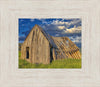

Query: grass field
left=19, top=51, right=81, bottom=68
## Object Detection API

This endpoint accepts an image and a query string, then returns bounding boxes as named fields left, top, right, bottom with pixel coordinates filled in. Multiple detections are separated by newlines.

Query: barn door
left=26, top=47, right=29, bottom=59
left=50, top=48, right=53, bottom=62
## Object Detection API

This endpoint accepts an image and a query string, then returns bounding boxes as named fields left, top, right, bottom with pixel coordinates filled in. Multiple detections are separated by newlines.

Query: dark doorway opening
left=26, top=47, right=29, bottom=59
left=50, top=47, right=53, bottom=62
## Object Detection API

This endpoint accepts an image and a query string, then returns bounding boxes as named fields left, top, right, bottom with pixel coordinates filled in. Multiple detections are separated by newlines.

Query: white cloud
left=52, top=19, right=81, bottom=26
left=67, top=19, right=81, bottom=26
left=65, top=28, right=75, bottom=33
left=64, top=22, right=69, bottom=25
left=64, top=26, right=81, bottom=33
left=40, top=19, right=52, bottom=24
left=69, top=36, right=81, bottom=43
left=52, top=20, right=59, bottom=24
left=40, top=18, right=81, bottom=36
left=58, top=26, right=65, bottom=29
left=52, top=20, right=69, bottom=25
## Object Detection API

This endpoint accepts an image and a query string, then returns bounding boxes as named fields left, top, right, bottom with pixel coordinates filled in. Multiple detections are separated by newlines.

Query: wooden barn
left=21, top=24, right=81, bottom=64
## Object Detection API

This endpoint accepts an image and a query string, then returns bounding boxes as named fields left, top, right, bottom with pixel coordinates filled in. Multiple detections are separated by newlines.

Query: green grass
left=19, top=51, right=81, bottom=68
left=19, top=51, right=21, bottom=57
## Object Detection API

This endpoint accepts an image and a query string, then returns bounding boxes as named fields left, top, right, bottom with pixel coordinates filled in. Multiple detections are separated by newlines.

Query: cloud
left=19, top=18, right=82, bottom=48
left=69, top=36, right=81, bottom=44
left=40, top=19, right=81, bottom=37
left=58, top=26, right=65, bottom=29
left=43, top=18, right=82, bottom=36
left=69, top=35, right=81, bottom=48
left=53, top=21, right=69, bottom=25
left=52, top=18, right=81, bottom=28
left=38, top=19, right=50, bottom=24
left=20, top=18, right=82, bottom=38
left=67, top=19, right=81, bottom=26
left=65, top=26, right=81, bottom=33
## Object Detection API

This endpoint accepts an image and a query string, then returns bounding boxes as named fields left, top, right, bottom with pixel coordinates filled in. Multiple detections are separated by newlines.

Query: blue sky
left=19, top=18, right=82, bottom=48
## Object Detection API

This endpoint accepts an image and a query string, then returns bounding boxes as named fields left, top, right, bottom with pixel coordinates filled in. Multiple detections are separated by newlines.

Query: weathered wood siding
left=21, top=25, right=50, bottom=64
left=31, top=26, right=50, bottom=64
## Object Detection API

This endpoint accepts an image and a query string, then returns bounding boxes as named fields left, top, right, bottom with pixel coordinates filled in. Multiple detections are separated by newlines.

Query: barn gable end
left=21, top=25, right=51, bottom=64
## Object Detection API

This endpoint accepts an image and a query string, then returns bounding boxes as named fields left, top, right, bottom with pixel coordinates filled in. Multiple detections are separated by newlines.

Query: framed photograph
left=0, top=0, right=100, bottom=87
left=19, top=18, right=82, bottom=68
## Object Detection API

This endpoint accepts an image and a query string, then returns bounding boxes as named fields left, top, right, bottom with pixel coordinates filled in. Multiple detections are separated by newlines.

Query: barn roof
left=34, top=25, right=57, bottom=48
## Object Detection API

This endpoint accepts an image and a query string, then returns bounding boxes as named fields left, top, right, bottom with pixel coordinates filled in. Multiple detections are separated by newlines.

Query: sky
left=19, top=18, right=82, bottom=48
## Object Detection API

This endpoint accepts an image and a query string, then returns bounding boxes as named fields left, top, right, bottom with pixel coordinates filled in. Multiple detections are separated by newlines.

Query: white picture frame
left=0, top=0, right=100, bottom=87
